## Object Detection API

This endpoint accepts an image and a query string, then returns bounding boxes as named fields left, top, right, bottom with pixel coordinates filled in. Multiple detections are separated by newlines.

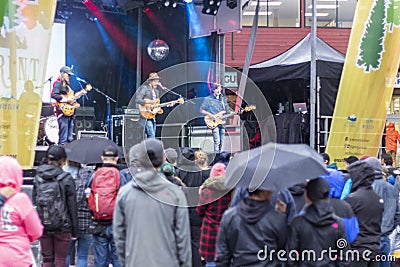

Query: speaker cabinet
left=74, top=117, right=94, bottom=137
left=111, top=115, right=143, bottom=155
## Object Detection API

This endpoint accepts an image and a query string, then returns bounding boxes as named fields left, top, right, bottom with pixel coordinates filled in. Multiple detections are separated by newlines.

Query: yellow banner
left=326, top=0, right=400, bottom=169
left=0, top=0, right=57, bottom=168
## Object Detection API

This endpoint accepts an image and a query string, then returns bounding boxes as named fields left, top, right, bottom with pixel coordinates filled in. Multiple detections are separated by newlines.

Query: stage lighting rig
left=201, top=0, right=221, bottom=15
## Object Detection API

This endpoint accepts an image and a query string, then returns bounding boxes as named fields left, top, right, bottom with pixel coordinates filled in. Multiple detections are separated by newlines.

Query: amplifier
left=75, top=107, right=95, bottom=117
left=111, top=115, right=142, bottom=153
left=123, top=108, right=140, bottom=115
left=78, top=131, right=108, bottom=139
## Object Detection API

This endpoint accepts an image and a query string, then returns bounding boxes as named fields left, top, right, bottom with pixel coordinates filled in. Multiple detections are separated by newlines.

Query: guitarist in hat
left=51, top=66, right=87, bottom=145
left=200, top=84, right=231, bottom=154
left=136, top=72, right=179, bottom=139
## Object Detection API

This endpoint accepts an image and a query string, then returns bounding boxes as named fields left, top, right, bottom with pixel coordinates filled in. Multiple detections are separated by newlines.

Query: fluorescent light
left=250, top=1, right=282, bottom=6
left=308, top=4, right=337, bottom=9
left=243, top=11, right=273, bottom=15
left=305, top=12, right=329, bottom=16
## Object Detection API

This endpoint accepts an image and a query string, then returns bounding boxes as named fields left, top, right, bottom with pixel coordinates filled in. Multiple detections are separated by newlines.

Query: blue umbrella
left=225, top=142, right=327, bottom=191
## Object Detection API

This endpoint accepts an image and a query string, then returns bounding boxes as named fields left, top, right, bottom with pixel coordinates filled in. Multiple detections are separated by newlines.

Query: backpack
left=35, top=172, right=70, bottom=231
left=88, top=166, right=120, bottom=221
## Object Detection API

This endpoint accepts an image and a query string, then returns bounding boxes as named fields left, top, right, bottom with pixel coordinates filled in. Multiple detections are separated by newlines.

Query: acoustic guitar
left=139, top=97, right=184, bottom=119
left=57, top=84, right=92, bottom=116
left=204, top=105, right=256, bottom=129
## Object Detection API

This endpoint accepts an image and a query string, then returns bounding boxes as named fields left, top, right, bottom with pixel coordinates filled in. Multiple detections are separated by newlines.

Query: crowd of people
left=2, top=140, right=400, bottom=267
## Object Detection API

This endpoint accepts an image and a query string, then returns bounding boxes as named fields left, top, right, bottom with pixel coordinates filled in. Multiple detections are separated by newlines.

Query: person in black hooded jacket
left=176, top=147, right=207, bottom=267
left=33, top=145, right=78, bottom=267
left=345, top=160, right=384, bottom=267
left=287, top=178, right=349, bottom=267
left=216, top=189, right=287, bottom=267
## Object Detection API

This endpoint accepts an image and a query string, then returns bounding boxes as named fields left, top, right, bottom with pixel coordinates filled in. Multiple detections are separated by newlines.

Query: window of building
left=241, top=0, right=356, bottom=28
left=304, top=0, right=357, bottom=28
left=242, top=0, right=300, bottom=27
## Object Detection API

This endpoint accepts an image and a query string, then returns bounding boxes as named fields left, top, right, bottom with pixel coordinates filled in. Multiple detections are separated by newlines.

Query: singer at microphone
left=158, top=82, right=167, bottom=90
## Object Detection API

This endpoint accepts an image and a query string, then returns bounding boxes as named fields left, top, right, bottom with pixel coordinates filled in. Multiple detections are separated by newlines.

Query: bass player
left=200, top=83, right=231, bottom=154
left=51, top=66, right=87, bottom=145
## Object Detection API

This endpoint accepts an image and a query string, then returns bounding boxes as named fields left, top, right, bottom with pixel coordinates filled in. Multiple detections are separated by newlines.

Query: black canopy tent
left=247, top=33, right=345, bottom=116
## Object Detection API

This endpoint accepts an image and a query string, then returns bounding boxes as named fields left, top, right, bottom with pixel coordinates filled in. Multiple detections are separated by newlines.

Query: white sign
left=395, top=72, right=400, bottom=87
left=224, top=71, right=238, bottom=87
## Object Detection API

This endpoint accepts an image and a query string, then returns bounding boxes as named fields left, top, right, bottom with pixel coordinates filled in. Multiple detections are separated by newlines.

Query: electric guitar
left=204, top=105, right=256, bottom=129
left=57, top=84, right=92, bottom=116
left=139, top=97, right=185, bottom=119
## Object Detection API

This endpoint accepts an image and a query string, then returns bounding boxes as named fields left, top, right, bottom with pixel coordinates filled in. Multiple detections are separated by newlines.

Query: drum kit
left=37, top=104, right=59, bottom=145
left=37, top=116, right=59, bottom=145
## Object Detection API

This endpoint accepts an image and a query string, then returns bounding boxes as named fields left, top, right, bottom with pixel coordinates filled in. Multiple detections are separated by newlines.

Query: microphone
left=76, top=77, right=87, bottom=83
left=158, top=82, right=167, bottom=90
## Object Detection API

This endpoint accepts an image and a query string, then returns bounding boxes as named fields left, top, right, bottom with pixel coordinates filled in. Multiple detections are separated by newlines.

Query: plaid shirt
left=66, top=167, right=94, bottom=234
left=197, top=188, right=231, bottom=262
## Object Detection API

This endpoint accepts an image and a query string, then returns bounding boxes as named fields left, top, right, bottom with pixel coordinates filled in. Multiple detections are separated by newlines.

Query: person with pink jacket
left=0, top=156, right=43, bottom=267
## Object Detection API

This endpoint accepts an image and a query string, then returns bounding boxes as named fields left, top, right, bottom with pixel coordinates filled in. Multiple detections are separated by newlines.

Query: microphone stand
left=43, top=76, right=53, bottom=103
left=92, top=86, right=116, bottom=139
left=161, top=85, right=195, bottom=105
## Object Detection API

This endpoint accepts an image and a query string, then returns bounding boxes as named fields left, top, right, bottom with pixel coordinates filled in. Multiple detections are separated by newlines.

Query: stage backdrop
left=0, top=0, right=57, bottom=168
left=326, top=0, right=400, bottom=169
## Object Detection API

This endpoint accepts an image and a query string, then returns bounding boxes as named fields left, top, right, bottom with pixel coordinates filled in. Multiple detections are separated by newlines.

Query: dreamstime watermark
left=257, top=238, right=396, bottom=263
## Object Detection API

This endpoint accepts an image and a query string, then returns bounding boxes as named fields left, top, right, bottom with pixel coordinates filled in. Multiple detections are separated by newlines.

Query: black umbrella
left=225, top=142, right=327, bottom=191
left=64, top=137, right=123, bottom=164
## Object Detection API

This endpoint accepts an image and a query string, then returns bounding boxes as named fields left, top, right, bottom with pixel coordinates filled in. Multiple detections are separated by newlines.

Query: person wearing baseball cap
left=51, top=65, right=86, bottom=145
left=135, top=72, right=162, bottom=138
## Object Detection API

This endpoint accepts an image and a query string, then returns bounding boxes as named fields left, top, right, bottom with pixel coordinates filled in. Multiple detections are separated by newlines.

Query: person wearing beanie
left=32, top=145, right=78, bottom=267
left=113, top=139, right=191, bottom=266
left=165, top=148, right=178, bottom=166
left=0, top=156, right=43, bottom=267
left=365, top=157, right=400, bottom=267
left=345, top=160, right=383, bottom=267
left=160, top=162, right=185, bottom=186
left=287, top=178, right=349, bottom=267
left=197, top=163, right=232, bottom=267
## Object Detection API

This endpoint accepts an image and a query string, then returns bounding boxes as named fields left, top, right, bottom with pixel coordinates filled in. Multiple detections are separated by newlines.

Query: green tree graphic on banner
left=387, top=0, right=400, bottom=32
left=356, top=0, right=387, bottom=73
left=0, top=0, right=7, bottom=27
left=0, top=0, right=19, bottom=30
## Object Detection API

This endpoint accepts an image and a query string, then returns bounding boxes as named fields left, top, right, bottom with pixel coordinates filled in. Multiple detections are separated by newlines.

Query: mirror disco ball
left=147, top=39, right=170, bottom=61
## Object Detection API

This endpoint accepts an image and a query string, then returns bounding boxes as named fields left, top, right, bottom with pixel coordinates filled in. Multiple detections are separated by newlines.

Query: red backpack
left=88, top=167, right=121, bottom=221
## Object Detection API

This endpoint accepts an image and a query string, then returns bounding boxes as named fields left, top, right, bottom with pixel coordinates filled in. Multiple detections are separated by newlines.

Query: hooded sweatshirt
left=345, top=161, right=383, bottom=254
left=287, top=199, right=348, bottom=267
left=0, top=156, right=43, bottom=267
left=113, top=169, right=191, bottom=267
left=386, top=122, right=400, bottom=150
left=321, top=169, right=360, bottom=242
left=216, top=197, right=287, bottom=267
